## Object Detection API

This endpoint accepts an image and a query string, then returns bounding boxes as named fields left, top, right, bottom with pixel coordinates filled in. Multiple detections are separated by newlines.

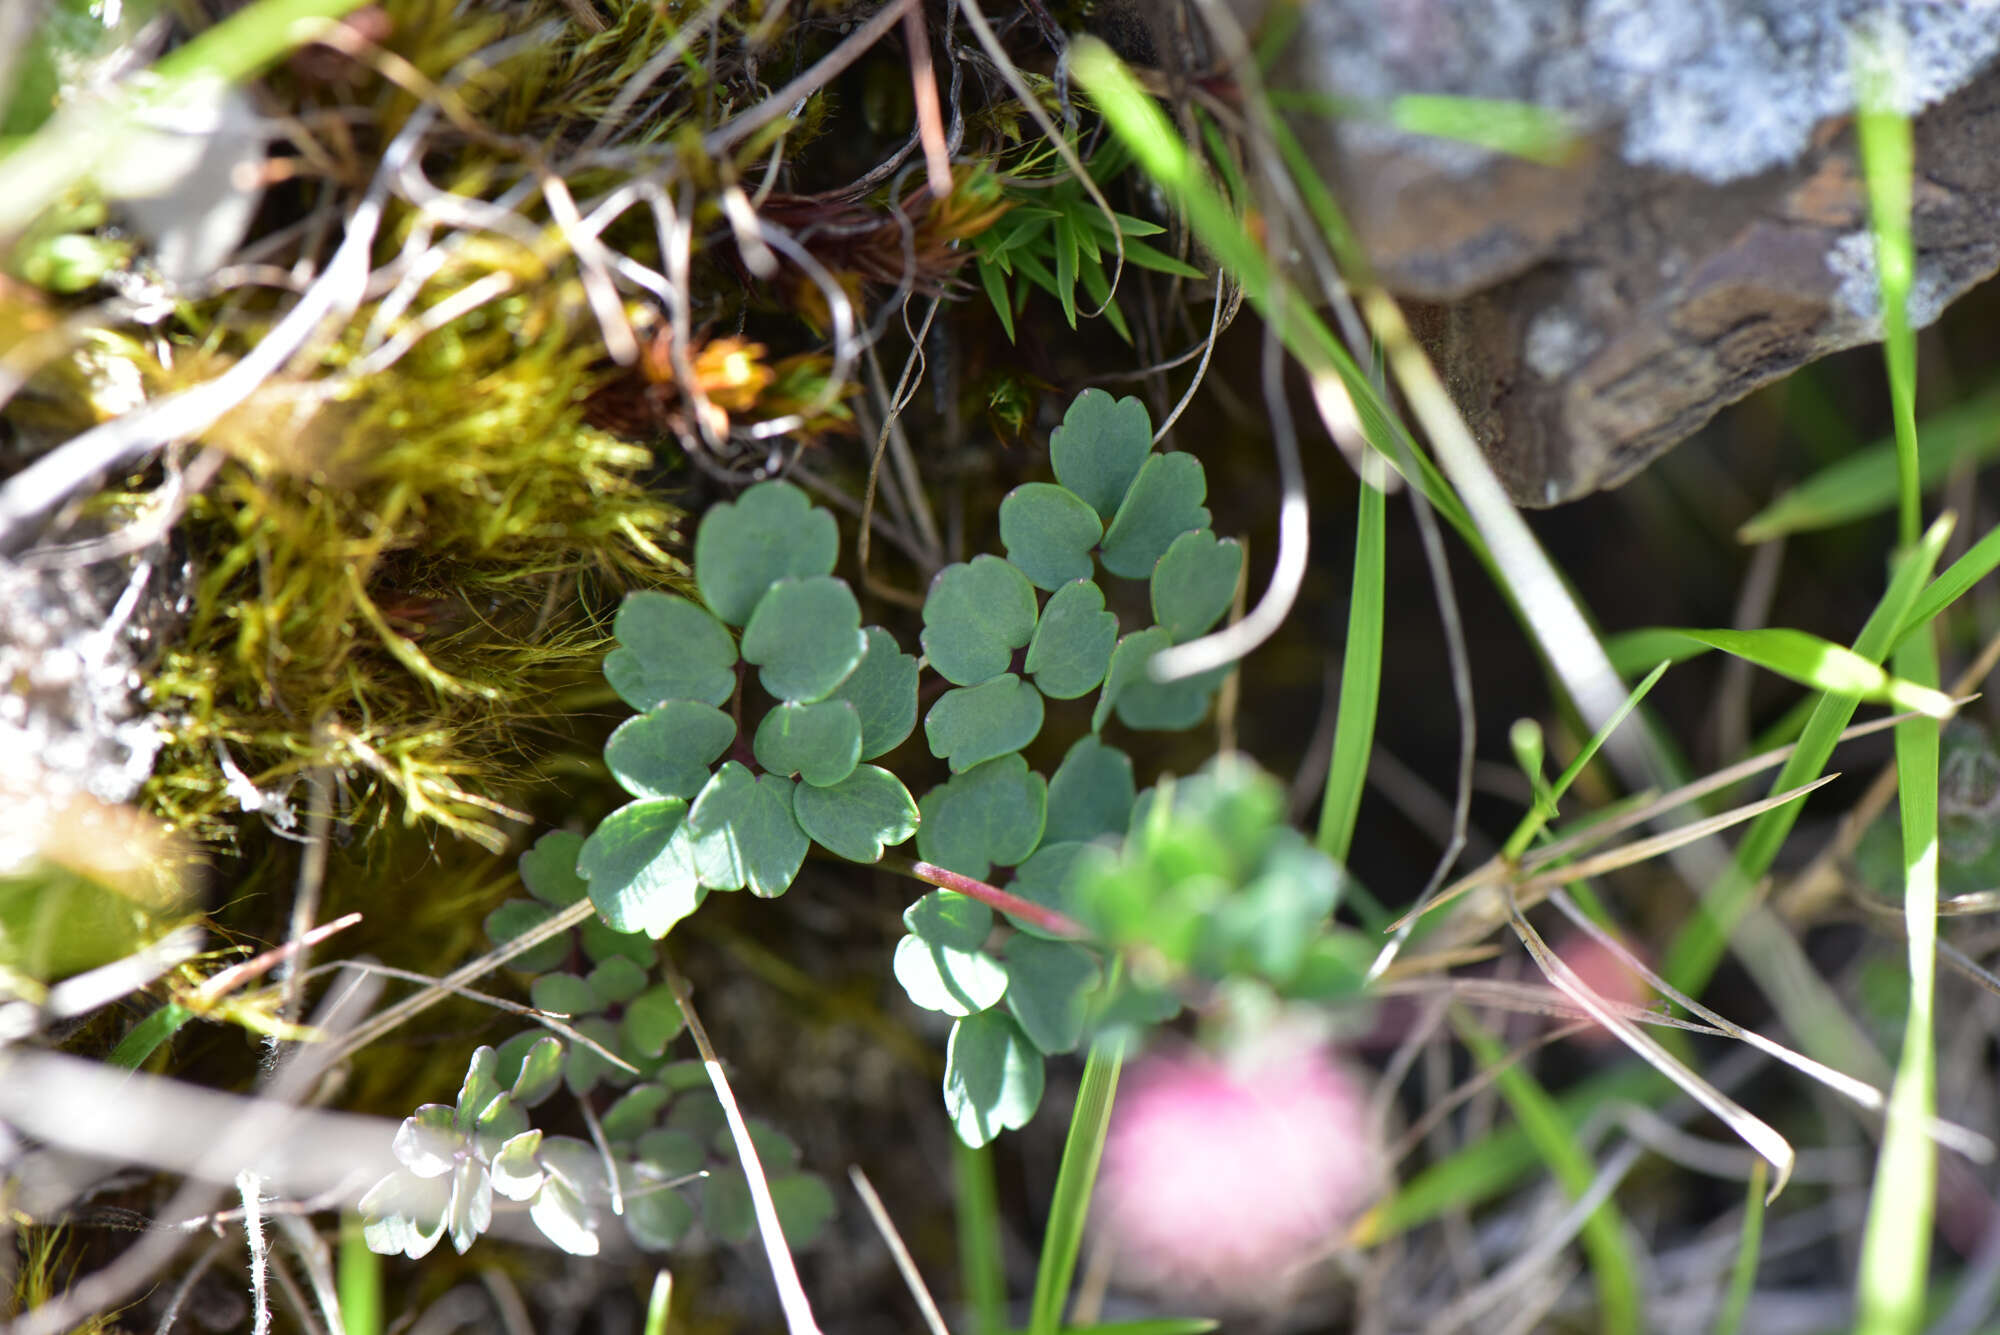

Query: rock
left=1245, top=0, right=2000, bottom=503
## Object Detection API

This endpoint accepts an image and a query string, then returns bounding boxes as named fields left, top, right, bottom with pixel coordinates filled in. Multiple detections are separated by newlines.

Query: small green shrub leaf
left=922, top=555, right=1039, bottom=686
left=562, top=1017, right=624, bottom=1097
left=507, top=1036, right=565, bottom=1108
left=904, top=891, right=993, bottom=950
left=694, top=481, right=839, bottom=626
left=925, top=674, right=1045, bottom=773
left=1002, top=936, right=1100, bottom=1054
left=1214, top=838, right=1344, bottom=982
left=770, top=1173, right=837, bottom=1248
left=828, top=626, right=919, bottom=759
left=894, top=934, right=1010, bottom=1015
left=1099, top=452, right=1211, bottom=579
left=604, top=700, right=737, bottom=801
left=577, top=799, right=708, bottom=938
left=520, top=831, right=588, bottom=907
left=999, top=482, right=1103, bottom=590
left=601, top=1083, right=671, bottom=1141
left=1004, top=842, right=1091, bottom=939
left=685, top=762, right=809, bottom=897
left=1094, top=627, right=1169, bottom=732
left=484, top=901, right=568, bottom=973
left=1024, top=579, right=1118, bottom=699
left=625, top=1185, right=696, bottom=1250
left=636, top=1127, right=705, bottom=1179
left=587, top=955, right=649, bottom=1005
left=916, top=753, right=1047, bottom=880
left=703, top=1173, right=758, bottom=1245
left=1050, top=388, right=1153, bottom=520
left=754, top=699, right=863, bottom=786
left=490, top=1130, right=544, bottom=1201
left=622, top=984, right=685, bottom=1059
left=944, top=1010, right=1046, bottom=1147
left=580, top=916, right=653, bottom=968
left=791, top=764, right=920, bottom=862
left=1095, top=626, right=1224, bottom=731
left=530, top=973, right=601, bottom=1018
left=1152, top=529, right=1243, bottom=642
left=455, top=1048, right=504, bottom=1131
left=740, top=576, right=866, bottom=702
left=604, top=592, right=739, bottom=710
left=1043, top=735, right=1137, bottom=845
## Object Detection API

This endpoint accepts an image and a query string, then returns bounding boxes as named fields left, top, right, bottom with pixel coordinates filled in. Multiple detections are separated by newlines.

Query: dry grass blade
left=665, top=966, right=822, bottom=1335
left=849, top=1167, right=951, bottom=1335
left=1508, top=889, right=1797, bottom=1201
left=1548, top=889, right=1994, bottom=1162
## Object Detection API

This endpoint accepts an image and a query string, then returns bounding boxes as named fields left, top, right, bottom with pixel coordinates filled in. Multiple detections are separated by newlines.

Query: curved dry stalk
left=850, top=1167, right=952, bottom=1335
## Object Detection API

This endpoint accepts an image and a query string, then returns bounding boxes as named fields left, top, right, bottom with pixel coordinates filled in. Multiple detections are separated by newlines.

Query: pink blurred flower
left=1094, top=1035, right=1382, bottom=1308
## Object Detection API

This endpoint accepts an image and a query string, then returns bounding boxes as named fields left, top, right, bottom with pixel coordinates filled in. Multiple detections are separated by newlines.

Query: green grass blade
left=955, top=1139, right=1008, bottom=1335
left=108, top=1002, right=193, bottom=1070
left=1895, top=519, right=2000, bottom=644
left=1662, top=511, right=1951, bottom=994
left=1028, top=1037, right=1125, bottom=1335
left=1711, top=1162, right=1768, bottom=1335
left=338, top=1212, right=384, bottom=1335
left=1651, top=627, right=1950, bottom=718
left=1735, top=385, right=2000, bottom=542
left=1855, top=37, right=1940, bottom=1332
left=1502, top=661, right=1668, bottom=860
left=1452, top=1014, right=1643, bottom=1335
left=1318, top=477, right=1387, bottom=864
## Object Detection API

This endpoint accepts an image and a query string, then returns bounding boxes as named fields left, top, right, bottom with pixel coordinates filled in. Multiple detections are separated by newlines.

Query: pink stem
left=906, top=861, right=1088, bottom=940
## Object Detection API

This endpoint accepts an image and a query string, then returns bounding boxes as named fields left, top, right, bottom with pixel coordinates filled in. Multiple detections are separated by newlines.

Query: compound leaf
left=577, top=799, right=707, bottom=938
left=1004, top=842, right=1091, bottom=939
left=685, top=761, right=809, bottom=897
left=694, top=481, right=839, bottom=626
left=1000, top=482, right=1102, bottom=590
left=622, top=984, right=685, bottom=1059
left=520, top=831, right=588, bottom=907
left=791, top=764, right=920, bottom=863
left=1001, top=936, right=1100, bottom=1054
left=1042, top=735, right=1137, bottom=845
left=604, top=592, right=738, bottom=711
left=1152, top=529, right=1243, bottom=643
left=1050, top=388, right=1153, bottom=521
left=1024, top=579, right=1118, bottom=700
left=828, top=626, right=919, bottom=759
left=925, top=674, right=1045, bottom=773
left=1099, top=452, right=1211, bottom=579
left=1116, top=663, right=1228, bottom=731
left=604, top=700, right=737, bottom=800
left=944, top=1010, right=1046, bottom=1147
left=753, top=699, right=863, bottom=787
left=922, top=556, right=1038, bottom=686
left=917, top=753, right=1047, bottom=880
left=1094, top=627, right=1169, bottom=733
left=894, top=934, right=1009, bottom=1016
left=740, top=576, right=866, bottom=703
left=904, top=891, right=993, bottom=951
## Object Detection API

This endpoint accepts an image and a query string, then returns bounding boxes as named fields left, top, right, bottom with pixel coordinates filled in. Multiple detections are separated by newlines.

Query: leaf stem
left=895, top=859, right=1089, bottom=939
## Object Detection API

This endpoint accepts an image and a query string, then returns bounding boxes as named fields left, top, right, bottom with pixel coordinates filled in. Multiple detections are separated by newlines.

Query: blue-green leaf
left=769, top=1173, right=837, bottom=1248
left=944, top=1010, right=1046, bottom=1147
left=904, top=890, right=993, bottom=950
left=922, top=556, right=1039, bottom=686
left=926, top=674, right=1045, bottom=773
left=587, top=955, right=648, bottom=1005
left=917, top=753, right=1048, bottom=880
left=1004, top=842, right=1091, bottom=939
left=601, top=1084, right=670, bottom=1141
left=685, top=762, right=809, bottom=897
left=703, top=1172, right=757, bottom=1245
left=506, top=1036, right=565, bottom=1108
left=604, top=700, right=737, bottom=800
left=791, top=764, right=920, bottom=863
left=1099, top=452, right=1211, bottom=579
left=604, top=592, right=739, bottom=711
left=740, top=576, right=866, bottom=703
left=694, top=481, right=839, bottom=626
left=753, top=699, right=863, bottom=787
left=577, top=799, right=707, bottom=938
left=1001, top=936, right=1100, bottom=1054
left=1095, top=626, right=1225, bottom=731
left=625, top=1185, right=696, bottom=1251
left=1050, top=388, right=1154, bottom=521
left=1094, top=627, right=1168, bottom=732
left=1151, top=529, right=1243, bottom=643
left=484, top=900, right=569, bottom=973
left=520, top=831, right=588, bottom=907
left=1042, top=735, right=1136, bottom=845
left=1000, top=482, right=1103, bottom=590
left=1024, top=579, right=1118, bottom=700
left=894, top=934, right=1009, bottom=1016
left=526, top=976, right=591, bottom=1023
left=621, top=985, right=684, bottom=1059
left=828, top=626, right=919, bottom=759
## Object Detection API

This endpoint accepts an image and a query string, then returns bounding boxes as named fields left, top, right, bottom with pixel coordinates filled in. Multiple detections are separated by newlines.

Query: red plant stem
left=906, top=861, right=1088, bottom=939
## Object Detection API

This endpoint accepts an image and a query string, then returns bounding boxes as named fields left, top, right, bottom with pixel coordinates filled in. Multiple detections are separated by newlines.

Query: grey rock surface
left=1250, top=0, right=2000, bottom=503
